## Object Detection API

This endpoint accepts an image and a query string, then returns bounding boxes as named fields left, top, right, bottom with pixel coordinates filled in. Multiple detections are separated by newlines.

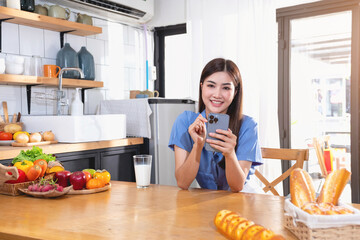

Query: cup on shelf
left=133, top=155, right=152, bottom=188
left=44, top=65, right=61, bottom=78
left=30, top=56, right=42, bottom=76
left=6, top=0, right=21, bottom=10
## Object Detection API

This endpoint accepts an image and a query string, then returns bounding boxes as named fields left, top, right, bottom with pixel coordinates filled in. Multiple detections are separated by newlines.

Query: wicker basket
left=0, top=122, right=24, bottom=132
left=284, top=215, right=360, bottom=240
left=0, top=173, right=55, bottom=196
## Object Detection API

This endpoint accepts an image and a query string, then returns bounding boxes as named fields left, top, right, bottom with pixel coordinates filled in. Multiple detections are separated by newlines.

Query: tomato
left=0, top=132, right=12, bottom=140
left=83, top=171, right=92, bottom=182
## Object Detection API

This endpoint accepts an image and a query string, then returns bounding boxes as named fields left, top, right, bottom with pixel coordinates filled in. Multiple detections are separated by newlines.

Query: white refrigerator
left=148, top=98, right=198, bottom=187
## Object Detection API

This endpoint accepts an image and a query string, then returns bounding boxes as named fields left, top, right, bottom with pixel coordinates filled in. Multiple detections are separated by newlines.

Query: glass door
left=277, top=0, right=360, bottom=203
left=290, top=11, right=352, bottom=202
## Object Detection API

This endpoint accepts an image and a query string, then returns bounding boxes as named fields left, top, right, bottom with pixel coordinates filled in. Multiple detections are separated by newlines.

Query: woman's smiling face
left=201, top=71, right=236, bottom=116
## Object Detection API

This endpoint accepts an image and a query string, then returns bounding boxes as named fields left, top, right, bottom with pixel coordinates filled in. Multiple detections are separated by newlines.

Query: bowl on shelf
left=5, top=56, right=24, bottom=75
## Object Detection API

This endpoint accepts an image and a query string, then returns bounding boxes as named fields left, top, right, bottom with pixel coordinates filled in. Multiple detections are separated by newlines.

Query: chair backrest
left=254, top=147, right=309, bottom=196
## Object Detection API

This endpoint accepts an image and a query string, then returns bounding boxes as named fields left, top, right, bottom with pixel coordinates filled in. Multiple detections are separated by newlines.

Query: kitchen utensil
left=77, top=46, right=95, bottom=80
left=12, top=113, right=17, bottom=123
left=76, top=13, right=93, bottom=25
left=16, top=112, right=21, bottom=122
left=34, top=4, right=48, bottom=15
left=2, top=102, right=9, bottom=123
left=313, top=137, right=327, bottom=177
left=12, top=140, right=58, bottom=147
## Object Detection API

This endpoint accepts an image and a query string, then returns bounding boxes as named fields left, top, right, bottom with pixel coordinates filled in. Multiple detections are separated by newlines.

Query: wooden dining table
left=0, top=181, right=357, bottom=240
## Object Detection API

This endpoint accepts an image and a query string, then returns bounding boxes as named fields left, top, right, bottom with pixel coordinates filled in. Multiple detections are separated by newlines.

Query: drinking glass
left=133, top=155, right=152, bottom=188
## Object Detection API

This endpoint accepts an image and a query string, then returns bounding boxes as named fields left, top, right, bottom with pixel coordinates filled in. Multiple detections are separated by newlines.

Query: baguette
left=290, top=168, right=316, bottom=208
left=214, top=209, right=285, bottom=240
left=317, top=168, right=351, bottom=205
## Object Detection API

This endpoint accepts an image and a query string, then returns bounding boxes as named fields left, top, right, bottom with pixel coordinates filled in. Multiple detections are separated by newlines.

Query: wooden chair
left=254, top=148, right=309, bottom=196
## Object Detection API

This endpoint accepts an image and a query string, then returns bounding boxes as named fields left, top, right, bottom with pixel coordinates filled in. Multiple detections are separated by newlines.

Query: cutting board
left=12, top=140, right=58, bottom=147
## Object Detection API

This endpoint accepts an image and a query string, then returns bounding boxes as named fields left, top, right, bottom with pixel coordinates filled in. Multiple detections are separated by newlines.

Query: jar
left=20, top=0, right=35, bottom=12
left=56, top=43, right=80, bottom=79
left=77, top=46, right=95, bottom=80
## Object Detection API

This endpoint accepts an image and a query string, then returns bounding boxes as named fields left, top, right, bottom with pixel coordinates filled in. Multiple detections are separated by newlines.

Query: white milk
left=134, top=164, right=151, bottom=187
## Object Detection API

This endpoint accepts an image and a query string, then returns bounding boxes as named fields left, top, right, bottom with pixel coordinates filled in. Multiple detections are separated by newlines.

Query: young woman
left=168, top=58, right=262, bottom=192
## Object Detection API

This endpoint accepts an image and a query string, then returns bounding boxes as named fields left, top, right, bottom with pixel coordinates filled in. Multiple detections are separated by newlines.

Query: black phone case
left=205, top=113, right=230, bottom=152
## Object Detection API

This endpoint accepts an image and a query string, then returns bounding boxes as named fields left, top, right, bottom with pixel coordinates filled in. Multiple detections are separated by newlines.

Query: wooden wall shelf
left=0, top=6, right=102, bottom=36
left=0, top=74, right=103, bottom=88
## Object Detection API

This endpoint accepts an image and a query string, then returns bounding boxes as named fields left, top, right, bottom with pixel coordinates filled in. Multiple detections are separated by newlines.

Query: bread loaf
left=214, top=209, right=285, bottom=240
left=301, top=201, right=353, bottom=215
left=290, top=168, right=316, bottom=208
left=317, top=168, right=351, bottom=205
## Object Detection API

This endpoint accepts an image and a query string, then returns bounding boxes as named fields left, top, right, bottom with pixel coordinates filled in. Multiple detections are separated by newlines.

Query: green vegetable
left=12, top=146, right=56, bottom=164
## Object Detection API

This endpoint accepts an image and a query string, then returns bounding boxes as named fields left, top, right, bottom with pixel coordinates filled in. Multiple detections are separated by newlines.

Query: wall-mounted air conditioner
left=47, top=0, right=154, bottom=24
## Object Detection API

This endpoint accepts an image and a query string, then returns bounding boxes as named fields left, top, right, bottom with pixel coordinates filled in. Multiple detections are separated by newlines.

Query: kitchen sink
left=21, top=114, right=126, bottom=143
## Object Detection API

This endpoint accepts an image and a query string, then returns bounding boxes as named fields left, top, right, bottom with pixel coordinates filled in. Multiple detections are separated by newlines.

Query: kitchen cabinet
left=53, top=145, right=144, bottom=182
left=0, top=139, right=147, bottom=182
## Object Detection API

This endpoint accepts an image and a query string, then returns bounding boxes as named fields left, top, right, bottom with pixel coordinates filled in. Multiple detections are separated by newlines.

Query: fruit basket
left=284, top=199, right=360, bottom=240
left=0, top=164, right=54, bottom=196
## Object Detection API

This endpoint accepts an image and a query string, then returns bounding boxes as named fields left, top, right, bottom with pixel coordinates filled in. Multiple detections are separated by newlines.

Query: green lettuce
left=12, top=146, right=56, bottom=164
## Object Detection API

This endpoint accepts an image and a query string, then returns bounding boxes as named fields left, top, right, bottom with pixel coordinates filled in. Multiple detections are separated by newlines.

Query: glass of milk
left=133, top=155, right=152, bottom=188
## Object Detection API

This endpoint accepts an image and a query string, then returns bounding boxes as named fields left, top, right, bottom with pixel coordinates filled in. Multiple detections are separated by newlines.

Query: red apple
left=69, top=171, right=86, bottom=190
left=54, top=171, right=71, bottom=187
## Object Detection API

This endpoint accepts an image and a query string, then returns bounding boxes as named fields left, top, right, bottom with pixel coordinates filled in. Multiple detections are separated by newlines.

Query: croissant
left=290, top=168, right=316, bottom=208
left=214, top=210, right=285, bottom=240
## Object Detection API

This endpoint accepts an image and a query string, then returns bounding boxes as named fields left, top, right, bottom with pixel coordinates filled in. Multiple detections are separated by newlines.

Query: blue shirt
left=168, top=110, right=263, bottom=190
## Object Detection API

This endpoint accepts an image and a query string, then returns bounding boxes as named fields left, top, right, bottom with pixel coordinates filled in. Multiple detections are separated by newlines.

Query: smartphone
left=205, top=113, right=230, bottom=152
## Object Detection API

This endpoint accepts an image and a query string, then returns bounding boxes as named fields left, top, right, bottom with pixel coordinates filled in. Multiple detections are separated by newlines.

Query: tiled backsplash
left=0, top=0, right=153, bottom=117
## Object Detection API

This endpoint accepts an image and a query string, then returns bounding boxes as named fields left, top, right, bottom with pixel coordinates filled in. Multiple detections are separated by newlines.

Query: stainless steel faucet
left=57, top=68, right=85, bottom=115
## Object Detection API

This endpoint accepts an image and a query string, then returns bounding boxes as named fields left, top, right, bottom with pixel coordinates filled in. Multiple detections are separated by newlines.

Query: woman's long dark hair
left=198, top=58, right=243, bottom=168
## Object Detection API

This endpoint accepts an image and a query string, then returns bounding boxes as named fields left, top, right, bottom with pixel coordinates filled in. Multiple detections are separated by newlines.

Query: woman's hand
left=188, top=114, right=207, bottom=145
left=206, top=129, right=237, bottom=157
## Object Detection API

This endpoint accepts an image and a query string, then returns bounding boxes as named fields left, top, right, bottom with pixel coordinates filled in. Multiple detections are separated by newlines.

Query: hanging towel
left=99, top=99, right=152, bottom=138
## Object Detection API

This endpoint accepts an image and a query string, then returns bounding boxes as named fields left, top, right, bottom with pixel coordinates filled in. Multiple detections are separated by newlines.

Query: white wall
left=0, top=0, right=151, bottom=117
left=148, top=0, right=186, bottom=28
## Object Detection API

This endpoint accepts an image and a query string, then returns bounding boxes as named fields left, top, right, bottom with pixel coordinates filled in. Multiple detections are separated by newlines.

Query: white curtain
left=187, top=0, right=283, bottom=194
